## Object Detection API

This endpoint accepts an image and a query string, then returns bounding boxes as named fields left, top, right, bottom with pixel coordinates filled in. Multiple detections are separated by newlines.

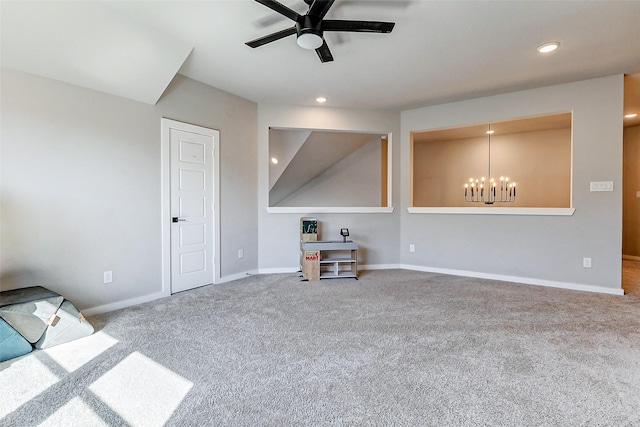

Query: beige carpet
left=623, top=258, right=640, bottom=296
left=2, top=269, right=639, bottom=426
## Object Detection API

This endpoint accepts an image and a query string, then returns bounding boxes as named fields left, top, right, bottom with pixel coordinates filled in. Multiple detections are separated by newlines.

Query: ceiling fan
left=245, top=0, right=395, bottom=63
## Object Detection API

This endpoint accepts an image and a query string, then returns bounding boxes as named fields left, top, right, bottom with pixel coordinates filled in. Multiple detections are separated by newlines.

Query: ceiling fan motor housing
left=296, top=15, right=323, bottom=49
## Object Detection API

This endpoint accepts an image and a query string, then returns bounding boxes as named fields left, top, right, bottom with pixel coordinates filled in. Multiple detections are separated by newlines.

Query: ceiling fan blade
left=308, top=0, right=335, bottom=19
left=246, top=26, right=297, bottom=48
left=339, top=1, right=412, bottom=9
left=315, top=40, right=334, bottom=63
left=255, top=0, right=308, bottom=27
left=322, top=20, right=395, bottom=33
left=254, top=0, right=301, bottom=22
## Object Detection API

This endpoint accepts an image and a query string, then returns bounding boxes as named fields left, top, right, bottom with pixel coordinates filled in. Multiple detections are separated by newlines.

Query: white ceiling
left=2, top=0, right=640, bottom=116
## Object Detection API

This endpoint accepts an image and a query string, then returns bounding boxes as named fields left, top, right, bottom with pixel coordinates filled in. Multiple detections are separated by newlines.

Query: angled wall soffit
left=1, top=2, right=193, bottom=105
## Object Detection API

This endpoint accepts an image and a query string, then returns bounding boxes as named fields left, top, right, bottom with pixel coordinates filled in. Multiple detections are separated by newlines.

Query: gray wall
left=1, top=69, right=625, bottom=313
left=401, top=75, right=623, bottom=290
left=0, top=69, right=258, bottom=310
left=257, top=104, right=401, bottom=270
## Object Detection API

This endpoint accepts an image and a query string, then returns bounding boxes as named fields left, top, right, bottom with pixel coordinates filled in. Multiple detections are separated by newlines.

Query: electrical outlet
left=237, top=249, right=244, bottom=259
left=583, top=258, right=592, bottom=268
left=409, top=244, right=415, bottom=253
left=104, top=271, right=113, bottom=283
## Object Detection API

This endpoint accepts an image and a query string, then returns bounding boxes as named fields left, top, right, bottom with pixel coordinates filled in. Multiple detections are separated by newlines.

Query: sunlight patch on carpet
left=38, top=396, right=108, bottom=427
left=0, top=355, right=59, bottom=418
left=44, top=331, right=118, bottom=372
left=88, top=351, right=193, bottom=427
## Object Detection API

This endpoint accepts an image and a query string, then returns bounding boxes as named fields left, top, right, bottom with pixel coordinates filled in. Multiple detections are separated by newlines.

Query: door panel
left=170, top=128, right=214, bottom=293
left=179, top=141, right=205, bottom=163
left=179, top=251, right=206, bottom=275
left=180, top=224, right=205, bottom=246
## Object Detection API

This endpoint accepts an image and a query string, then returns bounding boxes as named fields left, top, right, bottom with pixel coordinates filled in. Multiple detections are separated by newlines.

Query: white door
left=170, top=127, right=216, bottom=293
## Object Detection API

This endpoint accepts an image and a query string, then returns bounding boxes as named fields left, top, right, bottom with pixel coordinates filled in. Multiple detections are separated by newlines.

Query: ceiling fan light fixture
left=297, top=33, right=323, bottom=50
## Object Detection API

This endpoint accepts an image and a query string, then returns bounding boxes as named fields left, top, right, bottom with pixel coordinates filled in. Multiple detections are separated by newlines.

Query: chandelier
left=464, top=124, right=516, bottom=204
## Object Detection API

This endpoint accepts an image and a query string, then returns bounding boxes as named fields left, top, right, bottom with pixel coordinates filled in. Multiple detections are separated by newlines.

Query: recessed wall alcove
left=410, top=113, right=573, bottom=213
left=268, top=127, right=392, bottom=212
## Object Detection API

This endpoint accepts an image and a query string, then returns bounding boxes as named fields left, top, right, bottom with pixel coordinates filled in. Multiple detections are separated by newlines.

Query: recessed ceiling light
left=537, top=42, right=559, bottom=53
left=486, top=130, right=495, bottom=135
left=315, top=96, right=327, bottom=103
left=271, top=157, right=279, bottom=164
left=625, top=113, right=638, bottom=119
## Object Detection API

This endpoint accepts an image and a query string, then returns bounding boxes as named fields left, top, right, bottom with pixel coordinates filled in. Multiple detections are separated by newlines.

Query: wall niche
left=411, top=112, right=572, bottom=208
left=269, top=128, right=391, bottom=209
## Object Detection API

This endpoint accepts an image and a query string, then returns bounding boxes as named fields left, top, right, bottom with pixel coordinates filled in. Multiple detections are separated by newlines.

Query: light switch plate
left=590, top=181, right=613, bottom=192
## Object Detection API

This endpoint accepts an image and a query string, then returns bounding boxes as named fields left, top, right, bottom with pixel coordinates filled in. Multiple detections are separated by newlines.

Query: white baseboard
left=258, top=265, right=402, bottom=274
left=82, top=291, right=169, bottom=317
left=83, top=270, right=260, bottom=316
left=217, top=270, right=260, bottom=283
left=262, top=263, right=623, bottom=295
left=398, top=264, right=624, bottom=296
left=258, top=267, right=301, bottom=274
left=623, top=255, right=640, bottom=261
left=359, top=264, right=403, bottom=271
left=83, top=262, right=624, bottom=316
